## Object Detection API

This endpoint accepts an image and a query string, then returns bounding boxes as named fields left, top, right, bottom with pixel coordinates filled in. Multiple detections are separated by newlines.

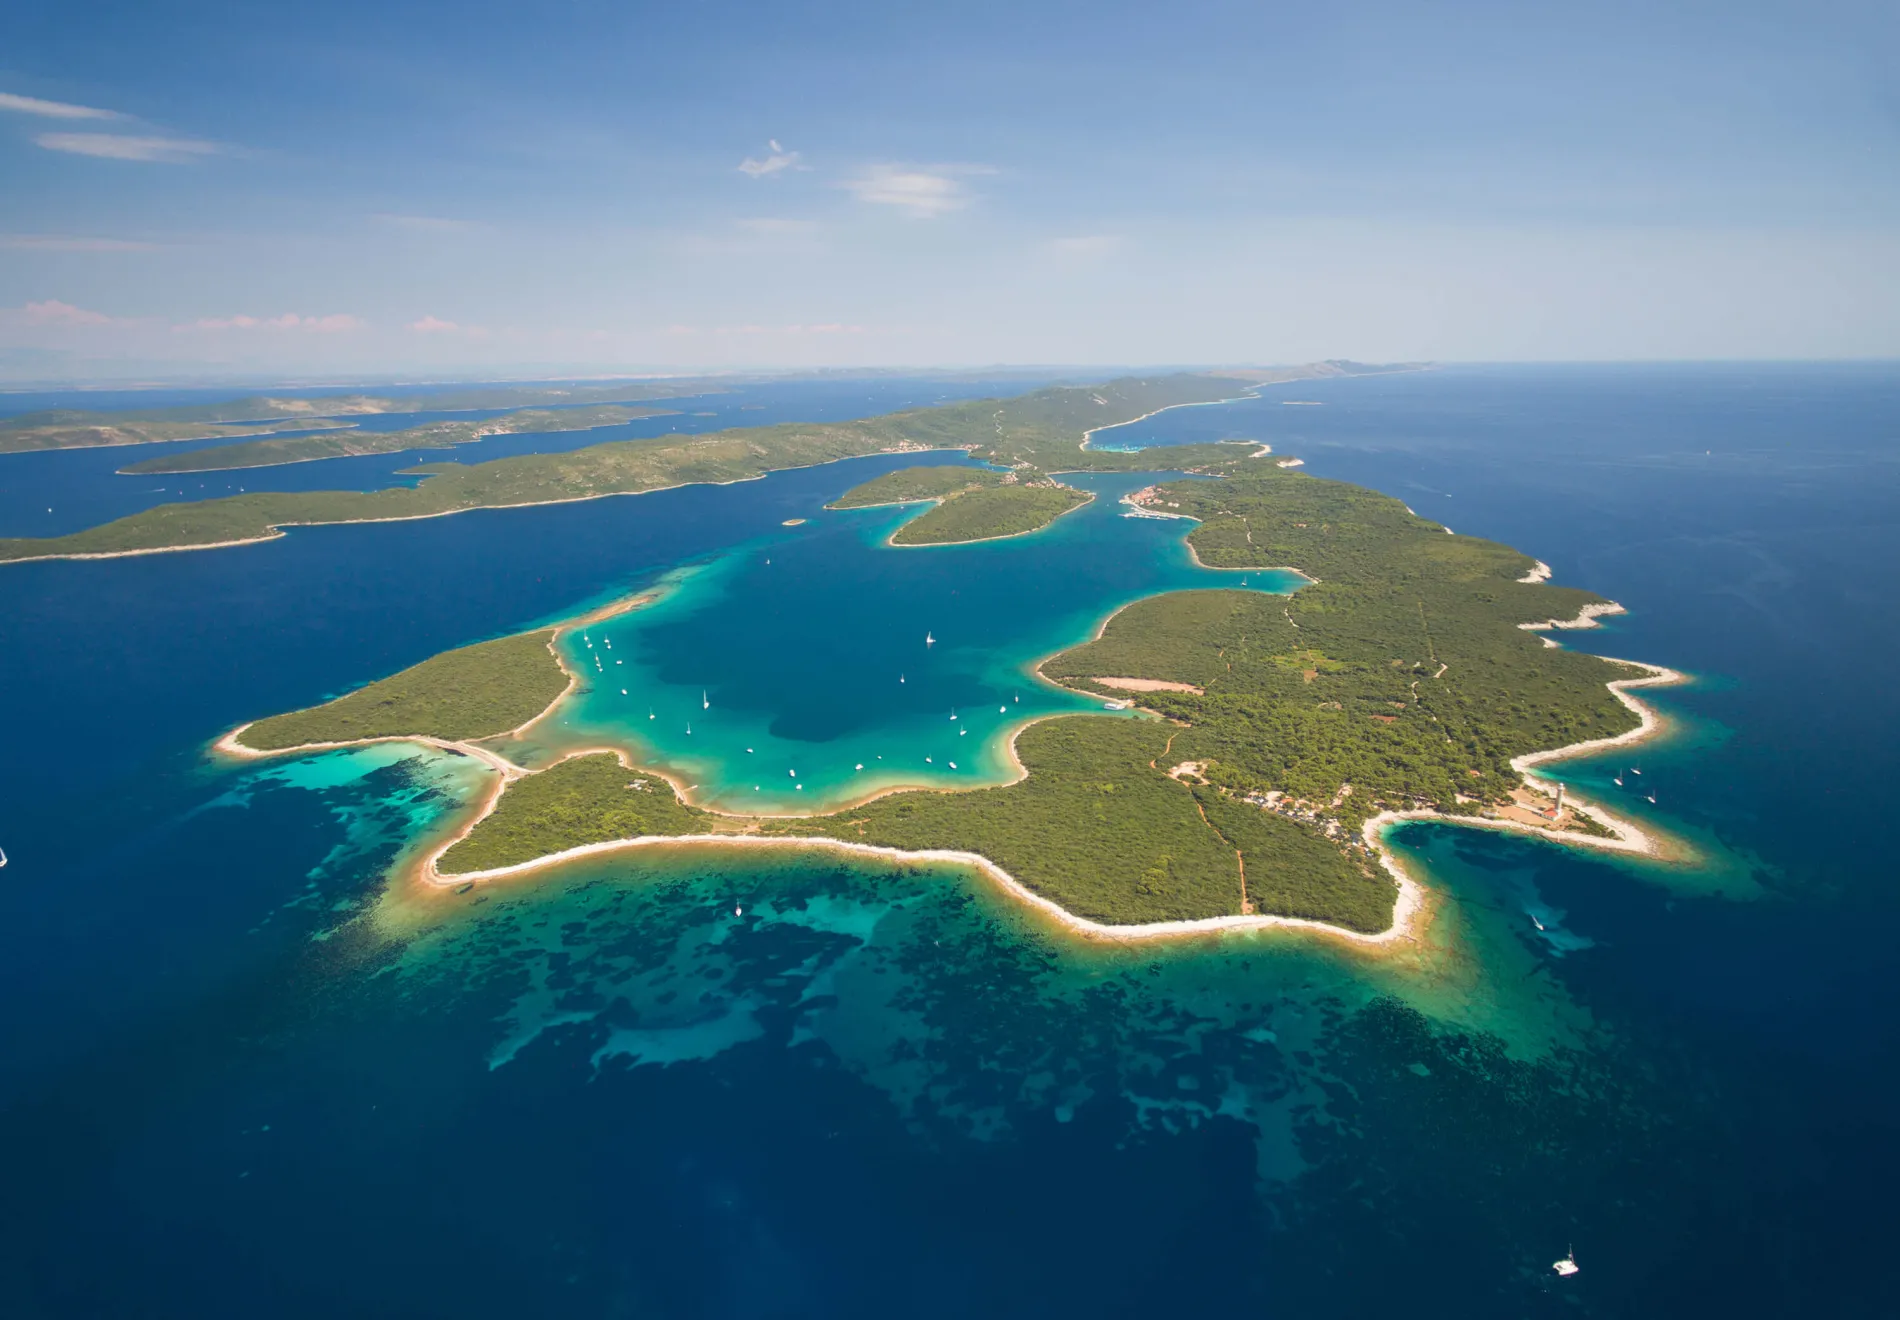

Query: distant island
left=118, top=404, right=679, bottom=474
left=217, top=426, right=1680, bottom=944
left=0, top=363, right=1420, bottom=565
left=0, top=379, right=712, bottom=454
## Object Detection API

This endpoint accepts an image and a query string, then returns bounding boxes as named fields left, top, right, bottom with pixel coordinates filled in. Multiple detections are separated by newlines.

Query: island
left=217, top=453, right=1680, bottom=945
left=0, top=380, right=713, bottom=454
left=0, top=368, right=1371, bottom=565
left=830, top=463, right=1092, bottom=545
left=118, top=404, right=680, bottom=474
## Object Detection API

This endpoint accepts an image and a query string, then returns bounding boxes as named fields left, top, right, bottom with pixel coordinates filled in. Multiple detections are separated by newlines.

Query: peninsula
left=219, top=453, right=1677, bottom=943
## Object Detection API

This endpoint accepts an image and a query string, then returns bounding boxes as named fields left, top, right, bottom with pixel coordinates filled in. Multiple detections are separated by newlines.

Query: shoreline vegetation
left=829, top=464, right=1096, bottom=545
left=216, top=421, right=1688, bottom=946
left=117, top=404, right=680, bottom=474
left=0, top=367, right=1390, bottom=566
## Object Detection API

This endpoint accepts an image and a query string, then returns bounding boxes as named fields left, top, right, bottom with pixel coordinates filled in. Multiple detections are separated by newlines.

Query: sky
left=1, top=0, right=1896, bottom=380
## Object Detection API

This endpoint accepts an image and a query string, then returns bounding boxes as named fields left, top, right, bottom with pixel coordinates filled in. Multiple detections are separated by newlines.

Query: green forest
left=228, top=458, right=1645, bottom=936
left=891, top=484, right=1092, bottom=544
left=438, top=752, right=706, bottom=874
left=827, top=463, right=1006, bottom=507
left=0, top=374, right=1264, bottom=563
left=121, top=404, right=679, bottom=474
left=1045, top=466, right=1641, bottom=826
left=240, top=630, right=569, bottom=750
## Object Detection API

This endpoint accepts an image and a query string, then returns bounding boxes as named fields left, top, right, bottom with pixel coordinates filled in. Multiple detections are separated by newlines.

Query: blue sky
left=1, top=0, right=1895, bottom=378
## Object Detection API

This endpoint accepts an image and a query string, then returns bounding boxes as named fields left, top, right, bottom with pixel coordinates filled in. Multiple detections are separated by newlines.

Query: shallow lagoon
left=531, top=471, right=1301, bottom=812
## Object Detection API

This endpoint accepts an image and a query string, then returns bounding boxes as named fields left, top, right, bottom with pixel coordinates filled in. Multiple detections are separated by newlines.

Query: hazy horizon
left=3, top=1, right=1896, bottom=378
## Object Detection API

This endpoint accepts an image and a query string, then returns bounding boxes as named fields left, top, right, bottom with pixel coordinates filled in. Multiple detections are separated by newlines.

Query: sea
left=0, top=363, right=1895, bottom=1317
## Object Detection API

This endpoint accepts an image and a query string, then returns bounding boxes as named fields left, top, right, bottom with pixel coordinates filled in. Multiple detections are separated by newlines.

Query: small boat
left=950, top=709, right=957, bottom=720
left=1530, top=914, right=1546, bottom=931
left=925, top=757, right=933, bottom=763
left=959, top=729, right=967, bottom=736
left=702, top=691, right=710, bottom=710
left=1646, top=794, right=1657, bottom=804
left=685, top=722, right=692, bottom=735
left=948, top=761, right=957, bottom=769
left=1613, top=776, right=1623, bottom=787
left=621, top=689, right=628, bottom=695
left=1552, top=1249, right=1579, bottom=1277
left=900, top=674, right=906, bottom=683
left=789, top=769, right=797, bottom=777
left=999, top=705, right=1007, bottom=714
left=746, top=747, right=754, bottom=753
left=735, top=906, right=743, bottom=917
left=926, top=631, right=935, bottom=646
left=1630, top=767, right=1642, bottom=776
left=0, top=846, right=7, bottom=868
left=855, top=763, right=863, bottom=770
left=649, top=709, right=655, bottom=720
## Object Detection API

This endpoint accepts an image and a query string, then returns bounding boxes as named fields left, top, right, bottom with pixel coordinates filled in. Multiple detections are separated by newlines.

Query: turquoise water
left=532, top=471, right=1302, bottom=811
left=5, top=366, right=1900, bottom=1316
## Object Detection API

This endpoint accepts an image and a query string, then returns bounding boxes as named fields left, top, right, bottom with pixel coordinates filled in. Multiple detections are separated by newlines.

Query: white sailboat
left=926, top=631, right=935, bottom=646
left=1552, top=1248, right=1579, bottom=1277
left=702, top=690, right=710, bottom=710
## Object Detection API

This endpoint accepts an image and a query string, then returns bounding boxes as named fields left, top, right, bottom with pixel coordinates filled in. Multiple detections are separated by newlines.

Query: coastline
left=208, top=506, right=1687, bottom=954
left=0, top=442, right=961, bottom=567
left=883, top=487, right=1096, bottom=548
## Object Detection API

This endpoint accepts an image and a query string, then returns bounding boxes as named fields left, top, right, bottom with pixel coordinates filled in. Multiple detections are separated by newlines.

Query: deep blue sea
left=1, top=364, right=1896, bottom=1317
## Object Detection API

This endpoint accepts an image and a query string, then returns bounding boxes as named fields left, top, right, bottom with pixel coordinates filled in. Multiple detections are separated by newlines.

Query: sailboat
left=926, top=631, right=935, bottom=646
left=899, top=674, right=906, bottom=684
left=950, top=708, right=957, bottom=720
left=648, top=708, right=655, bottom=720
left=685, top=722, right=692, bottom=735
left=1552, top=1248, right=1580, bottom=1277
left=1613, top=775, right=1623, bottom=787
left=0, top=846, right=7, bottom=868
left=702, top=690, right=710, bottom=710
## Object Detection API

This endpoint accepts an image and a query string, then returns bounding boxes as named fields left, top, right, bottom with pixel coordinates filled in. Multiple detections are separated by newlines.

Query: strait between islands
left=198, top=372, right=1686, bottom=947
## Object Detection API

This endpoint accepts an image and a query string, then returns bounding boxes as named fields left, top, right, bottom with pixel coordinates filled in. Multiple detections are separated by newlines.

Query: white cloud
left=0, top=234, right=158, bottom=251
left=843, top=165, right=982, bottom=218
left=179, top=312, right=363, bottom=332
left=408, top=315, right=460, bottom=333
left=21, top=299, right=117, bottom=325
left=36, top=132, right=223, bottom=162
left=1047, top=235, right=1124, bottom=258
left=738, top=140, right=802, bottom=178
left=0, top=91, right=123, bottom=120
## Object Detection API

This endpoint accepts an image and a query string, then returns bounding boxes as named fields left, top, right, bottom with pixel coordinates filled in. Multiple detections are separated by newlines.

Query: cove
left=512, top=470, right=1306, bottom=813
